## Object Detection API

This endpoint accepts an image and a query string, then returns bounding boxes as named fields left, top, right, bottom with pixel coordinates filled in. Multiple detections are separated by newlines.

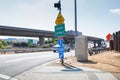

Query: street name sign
left=55, top=12, right=65, bottom=25
left=54, top=23, right=65, bottom=37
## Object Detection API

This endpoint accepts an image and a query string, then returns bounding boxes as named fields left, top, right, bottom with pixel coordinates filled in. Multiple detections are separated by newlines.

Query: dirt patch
left=48, top=51, right=120, bottom=80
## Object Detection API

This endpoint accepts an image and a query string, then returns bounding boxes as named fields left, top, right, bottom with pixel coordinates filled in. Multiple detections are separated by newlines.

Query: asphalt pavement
left=0, top=51, right=59, bottom=78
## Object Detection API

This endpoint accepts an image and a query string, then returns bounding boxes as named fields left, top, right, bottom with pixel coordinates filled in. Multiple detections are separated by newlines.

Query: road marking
left=95, top=72, right=117, bottom=80
left=10, top=78, right=18, bottom=80
left=0, top=73, right=18, bottom=80
left=6, top=57, right=33, bottom=63
left=0, top=73, right=10, bottom=79
left=5, top=55, right=54, bottom=63
left=86, top=72, right=99, bottom=80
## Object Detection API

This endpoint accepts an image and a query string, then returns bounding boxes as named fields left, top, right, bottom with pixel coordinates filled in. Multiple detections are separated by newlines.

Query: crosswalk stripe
left=95, top=72, right=117, bottom=80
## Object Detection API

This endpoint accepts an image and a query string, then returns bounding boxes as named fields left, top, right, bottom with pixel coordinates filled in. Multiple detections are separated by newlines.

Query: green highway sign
left=28, top=39, right=33, bottom=44
left=54, top=23, right=65, bottom=37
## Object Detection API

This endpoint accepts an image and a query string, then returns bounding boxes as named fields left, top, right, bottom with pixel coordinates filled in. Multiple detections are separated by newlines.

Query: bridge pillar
left=98, top=41, right=101, bottom=47
left=93, top=41, right=97, bottom=48
left=38, top=37, right=44, bottom=45
left=93, top=41, right=101, bottom=48
left=69, top=39, right=74, bottom=49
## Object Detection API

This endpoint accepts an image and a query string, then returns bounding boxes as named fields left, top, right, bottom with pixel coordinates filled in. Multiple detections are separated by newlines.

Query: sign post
left=54, top=0, right=65, bottom=65
left=57, top=39, right=64, bottom=65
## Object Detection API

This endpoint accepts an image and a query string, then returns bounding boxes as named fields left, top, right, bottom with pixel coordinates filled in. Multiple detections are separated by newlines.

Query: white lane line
left=95, top=72, right=117, bottom=80
left=10, top=78, right=18, bottom=80
left=0, top=73, right=10, bottom=79
left=5, top=55, right=54, bottom=63
left=6, top=57, right=34, bottom=63
left=0, top=73, right=18, bottom=80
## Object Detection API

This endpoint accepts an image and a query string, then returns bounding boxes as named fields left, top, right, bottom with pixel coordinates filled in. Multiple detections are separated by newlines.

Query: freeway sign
left=55, top=12, right=65, bottom=25
left=28, top=39, right=33, bottom=44
left=54, top=23, right=65, bottom=37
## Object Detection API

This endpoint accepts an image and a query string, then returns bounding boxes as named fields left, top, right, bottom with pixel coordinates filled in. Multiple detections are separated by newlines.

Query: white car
left=52, top=44, right=70, bottom=53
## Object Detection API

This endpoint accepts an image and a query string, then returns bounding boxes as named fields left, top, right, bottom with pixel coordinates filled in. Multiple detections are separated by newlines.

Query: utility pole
left=74, top=0, right=77, bottom=57
left=74, top=0, right=77, bottom=36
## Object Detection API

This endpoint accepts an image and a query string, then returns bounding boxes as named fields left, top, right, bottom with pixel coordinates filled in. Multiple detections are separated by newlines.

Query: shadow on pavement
left=62, top=63, right=83, bottom=72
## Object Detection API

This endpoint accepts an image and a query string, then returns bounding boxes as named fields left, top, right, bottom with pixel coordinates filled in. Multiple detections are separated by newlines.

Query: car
left=52, top=44, right=70, bottom=53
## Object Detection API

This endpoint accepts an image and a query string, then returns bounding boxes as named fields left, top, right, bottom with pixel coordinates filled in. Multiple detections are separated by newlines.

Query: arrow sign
left=55, top=12, right=65, bottom=25
left=106, top=33, right=111, bottom=41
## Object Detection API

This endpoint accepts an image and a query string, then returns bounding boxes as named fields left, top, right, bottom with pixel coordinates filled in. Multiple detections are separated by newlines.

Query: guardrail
left=88, top=47, right=108, bottom=56
left=0, top=48, right=52, bottom=54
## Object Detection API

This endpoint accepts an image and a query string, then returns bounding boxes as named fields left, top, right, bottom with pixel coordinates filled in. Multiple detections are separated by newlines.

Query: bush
left=0, top=40, right=7, bottom=49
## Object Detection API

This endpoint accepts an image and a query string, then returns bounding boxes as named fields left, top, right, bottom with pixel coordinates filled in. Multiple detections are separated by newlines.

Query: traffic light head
left=54, top=1, right=61, bottom=11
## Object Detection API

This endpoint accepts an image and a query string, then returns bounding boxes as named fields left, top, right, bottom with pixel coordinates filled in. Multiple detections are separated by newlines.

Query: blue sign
left=57, top=39, right=64, bottom=59
left=58, top=40, right=63, bottom=47
left=59, top=52, right=64, bottom=59
left=58, top=47, right=64, bottom=59
left=58, top=47, right=64, bottom=53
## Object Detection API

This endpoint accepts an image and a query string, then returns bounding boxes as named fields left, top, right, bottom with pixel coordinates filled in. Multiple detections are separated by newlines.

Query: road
left=0, top=50, right=74, bottom=80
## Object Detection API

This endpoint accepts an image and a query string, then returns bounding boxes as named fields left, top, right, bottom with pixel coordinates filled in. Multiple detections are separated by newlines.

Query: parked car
left=52, top=44, right=70, bottom=53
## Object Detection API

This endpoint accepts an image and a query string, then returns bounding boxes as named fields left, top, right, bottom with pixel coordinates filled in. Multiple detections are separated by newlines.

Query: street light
left=74, top=0, right=77, bottom=57
left=74, top=0, right=77, bottom=37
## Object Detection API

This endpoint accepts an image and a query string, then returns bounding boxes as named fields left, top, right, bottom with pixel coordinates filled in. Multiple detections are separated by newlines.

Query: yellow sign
left=55, top=12, right=65, bottom=25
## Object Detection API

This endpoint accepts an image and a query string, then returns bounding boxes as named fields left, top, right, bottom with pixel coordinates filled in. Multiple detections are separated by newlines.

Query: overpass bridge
left=0, top=25, right=104, bottom=46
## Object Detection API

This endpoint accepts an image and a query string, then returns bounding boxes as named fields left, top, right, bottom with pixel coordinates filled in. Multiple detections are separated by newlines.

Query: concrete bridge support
left=93, top=41, right=101, bottom=48
left=38, top=37, right=44, bottom=46
left=69, top=39, right=75, bottom=49
left=93, top=41, right=97, bottom=48
left=98, top=41, right=101, bottom=47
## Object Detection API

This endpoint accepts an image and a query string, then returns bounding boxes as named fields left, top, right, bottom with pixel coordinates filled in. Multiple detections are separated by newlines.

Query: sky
left=0, top=0, right=120, bottom=39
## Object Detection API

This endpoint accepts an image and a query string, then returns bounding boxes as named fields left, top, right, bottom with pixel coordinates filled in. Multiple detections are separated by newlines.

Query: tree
left=53, top=38, right=58, bottom=44
left=0, top=40, right=7, bottom=49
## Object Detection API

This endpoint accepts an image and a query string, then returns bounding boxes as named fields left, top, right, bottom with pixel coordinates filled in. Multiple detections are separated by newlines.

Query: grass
left=116, top=55, right=120, bottom=59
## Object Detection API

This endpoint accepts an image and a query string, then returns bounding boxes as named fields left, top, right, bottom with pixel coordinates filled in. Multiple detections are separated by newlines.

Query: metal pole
left=74, top=0, right=77, bottom=36
left=59, top=0, right=64, bottom=65
left=59, top=0, right=61, bottom=13
left=74, top=0, right=77, bottom=57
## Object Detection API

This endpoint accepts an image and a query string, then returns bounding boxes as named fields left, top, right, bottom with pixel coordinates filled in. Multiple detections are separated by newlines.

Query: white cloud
left=110, top=9, right=120, bottom=15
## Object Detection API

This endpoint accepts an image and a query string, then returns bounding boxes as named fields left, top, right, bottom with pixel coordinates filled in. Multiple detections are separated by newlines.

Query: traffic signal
left=54, top=1, right=61, bottom=11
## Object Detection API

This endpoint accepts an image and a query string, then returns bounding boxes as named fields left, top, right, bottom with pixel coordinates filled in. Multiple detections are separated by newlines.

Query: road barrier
left=0, top=48, right=52, bottom=54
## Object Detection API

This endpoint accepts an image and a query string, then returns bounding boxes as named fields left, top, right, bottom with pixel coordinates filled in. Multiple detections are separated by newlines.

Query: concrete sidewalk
left=12, top=60, right=117, bottom=80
